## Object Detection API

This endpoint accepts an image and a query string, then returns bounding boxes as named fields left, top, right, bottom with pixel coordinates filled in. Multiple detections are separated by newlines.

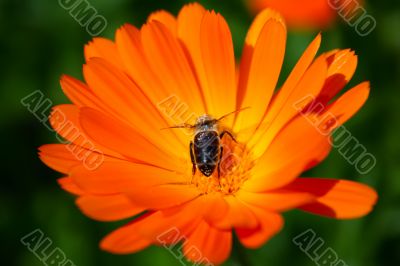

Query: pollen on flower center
left=190, top=137, right=255, bottom=195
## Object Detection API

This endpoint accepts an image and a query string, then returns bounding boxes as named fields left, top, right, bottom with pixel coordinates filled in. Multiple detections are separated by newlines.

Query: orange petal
left=39, top=143, right=112, bottom=174
left=236, top=189, right=315, bottom=212
left=83, top=58, right=188, bottom=157
left=201, top=193, right=229, bottom=224
left=212, top=195, right=259, bottom=230
left=115, top=23, right=193, bottom=128
left=76, top=194, right=144, bottom=221
left=283, top=178, right=378, bottom=219
left=248, top=0, right=337, bottom=28
left=48, top=104, right=122, bottom=158
left=84, top=38, right=123, bottom=67
left=183, top=220, right=232, bottom=265
left=326, top=49, right=357, bottom=80
left=177, top=3, right=208, bottom=111
left=235, top=16, right=286, bottom=135
left=242, top=115, right=331, bottom=192
left=49, top=104, right=87, bottom=144
left=115, top=24, right=168, bottom=103
left=83, top=58, right=165, bottom=129
left=147, top=10, right=177, bottom=35
left=244, top=9, right=286, bottom=47
left=236, top=8, right=285, bottom=109
left=101, top=206, right=200, bottom=254
left=161, top=194, right=231, bottom=227
left=60, top=75, right=104, bottom=109
left=322, top=81, right=370, bottom=127
left=100, top=213, right=154, bottom=254
left=125, top=184, right=200, bottom=210
left=70, top=160, right=183, bottom=195
left=236, top=206, right=283, bottom=249
left=57, top=177, right=84, bottom=195
left=79, top=107, right=181, bottom=170
left=142, top=198, right=208, bottom=241
left=199, top=11, right=236, bottom=123
left=249, top=53, right=328, bottom=158
left=140, top=20, right=206, bottom=116
left=49, top=105, right=88, bottom=145
left=273, top=33, right=321, bottom=107
left=317, top=49, right=358, bottom=105
left=39, top=144, right=82, bottom=174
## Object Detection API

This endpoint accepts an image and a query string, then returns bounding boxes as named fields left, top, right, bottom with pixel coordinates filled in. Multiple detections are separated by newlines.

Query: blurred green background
left=1, top=0, right=399, bottom=265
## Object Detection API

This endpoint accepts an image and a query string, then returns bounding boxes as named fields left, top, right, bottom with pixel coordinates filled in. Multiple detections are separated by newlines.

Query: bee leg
left=218, top=146, right=223, bottom=188
left=190, top=142, right=196, bottom=179
left=220, top=130, right=237, bottom=143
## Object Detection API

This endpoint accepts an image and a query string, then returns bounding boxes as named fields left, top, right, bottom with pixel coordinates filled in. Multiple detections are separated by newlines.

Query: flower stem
left=233, top=236, right=252, bottom=266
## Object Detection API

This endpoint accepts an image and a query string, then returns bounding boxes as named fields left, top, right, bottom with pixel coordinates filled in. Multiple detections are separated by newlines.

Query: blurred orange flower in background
left=247, top=0, right=363, bottom=29
left=39, top=3, right=377, bottom=265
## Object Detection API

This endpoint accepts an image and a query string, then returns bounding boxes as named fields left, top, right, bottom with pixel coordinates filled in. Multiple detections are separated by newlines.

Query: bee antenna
left=161, top=123, right=195, bottom=130
left=217, top=107, right=250, bottom=121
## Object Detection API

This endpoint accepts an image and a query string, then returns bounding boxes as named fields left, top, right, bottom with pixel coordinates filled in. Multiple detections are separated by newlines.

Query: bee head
left=195, top=115, right=218, bottom=132
left=161, top=108, right=249, bottom=132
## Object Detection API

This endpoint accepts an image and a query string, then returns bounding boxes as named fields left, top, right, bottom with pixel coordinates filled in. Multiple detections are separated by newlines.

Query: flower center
left=190, top=137, right=254, bottom=195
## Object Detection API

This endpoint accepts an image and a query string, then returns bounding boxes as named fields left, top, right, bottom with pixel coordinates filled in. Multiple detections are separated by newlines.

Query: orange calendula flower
left=247, top=0, right=362, bottom=29
left=39, top=3, right=377, bottom=265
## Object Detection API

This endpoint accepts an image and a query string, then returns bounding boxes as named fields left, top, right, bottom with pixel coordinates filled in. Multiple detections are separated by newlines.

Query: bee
left=164, top=108, right=249, bottom=178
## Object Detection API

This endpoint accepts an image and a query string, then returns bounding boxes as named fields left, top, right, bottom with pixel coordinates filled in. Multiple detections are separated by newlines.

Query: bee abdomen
left=198, top=164, right=216, bottom=177
left=193, top=131, right=220, bottom=177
